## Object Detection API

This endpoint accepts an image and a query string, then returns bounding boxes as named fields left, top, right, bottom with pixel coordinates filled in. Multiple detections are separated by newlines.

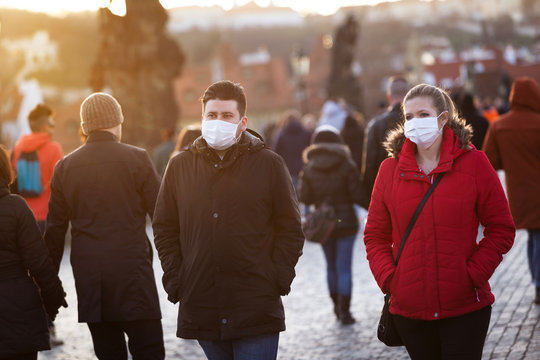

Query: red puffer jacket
left=364, top=127, right=515, bottom=320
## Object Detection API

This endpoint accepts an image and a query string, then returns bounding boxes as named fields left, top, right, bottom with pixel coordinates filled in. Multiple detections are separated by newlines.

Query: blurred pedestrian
left=44, top=93, right=165, bottom=360
left=153, top=80, right=304, bottom=360
left=301, top=113, right=317, bottom=134
left=298, top=125, right=368, bottom=325
left=153, top=127, right=176, bottom=175
left=452, top=89, right=489, bottom=150
left=318, top=97, right=348, bottom=132
left=10, top=103, right=64, bottom=346
left=362, top=76, right=409, bottom=203
left=170, top=125, right=201, bottom=158
left=273, top=109, right=312, bottom=190
left=483, top=77, right=540, bottom=305
left=364, top=84, right=515, bottom=359
left=341, top=111, right=366, bottom=171
left=11, top=104, right=62, bottom=234
left=482, top=97, right=499, bottom=123
left=0, top=145, right=67, bottom=360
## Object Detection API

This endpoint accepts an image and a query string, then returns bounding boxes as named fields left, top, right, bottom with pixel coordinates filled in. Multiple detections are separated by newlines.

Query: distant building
left=173, top=44, right=295, bottom=132
left=422, top=44, right=540, bottom=99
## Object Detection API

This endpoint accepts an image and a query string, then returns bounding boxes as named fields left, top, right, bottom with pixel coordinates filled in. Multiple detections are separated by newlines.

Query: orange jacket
left=12, top=133, right=62, bottom=221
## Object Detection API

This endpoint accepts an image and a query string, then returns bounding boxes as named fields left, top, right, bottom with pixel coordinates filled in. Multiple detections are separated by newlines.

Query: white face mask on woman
left=202, top=119, right=241, bottom=150
left=404, top=113, right=444, bottom=150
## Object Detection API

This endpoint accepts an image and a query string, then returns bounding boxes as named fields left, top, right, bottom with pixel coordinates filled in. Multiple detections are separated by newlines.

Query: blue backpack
left=16, top=151, right=43, bottom=197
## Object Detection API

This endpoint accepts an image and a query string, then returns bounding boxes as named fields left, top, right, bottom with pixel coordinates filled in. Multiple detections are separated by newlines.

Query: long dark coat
left=152, top=131, right=304, bottom=341
left=45, top=131, right=161, bottom=323
left=483, top=77, right=540, bottom=229
left=362, top=103, right=403, bottom=200
left=298, top=143, right=368, bottom=238
left=0, top=179, right=65, bottom=357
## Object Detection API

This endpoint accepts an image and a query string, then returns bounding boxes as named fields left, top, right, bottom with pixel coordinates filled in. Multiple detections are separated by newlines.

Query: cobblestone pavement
left=40, top=228, right=539, bottom=359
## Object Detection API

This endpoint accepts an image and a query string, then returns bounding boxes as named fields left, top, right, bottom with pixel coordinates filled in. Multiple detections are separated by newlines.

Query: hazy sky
left=0, top=0, right=400, bottom=16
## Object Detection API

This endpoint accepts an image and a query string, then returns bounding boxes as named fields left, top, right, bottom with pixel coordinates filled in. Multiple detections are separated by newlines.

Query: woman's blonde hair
left=384, top=83, right=473, bottom=157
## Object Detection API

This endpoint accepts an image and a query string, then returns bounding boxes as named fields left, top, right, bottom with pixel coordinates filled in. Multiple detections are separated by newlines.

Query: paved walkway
left=40, top=228, right=539, bottom=359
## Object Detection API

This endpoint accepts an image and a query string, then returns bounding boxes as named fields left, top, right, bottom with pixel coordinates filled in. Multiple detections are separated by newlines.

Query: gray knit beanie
left=80, top=92, right=124, bottom=135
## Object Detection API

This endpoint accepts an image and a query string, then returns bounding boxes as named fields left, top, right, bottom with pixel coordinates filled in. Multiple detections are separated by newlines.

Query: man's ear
left=240, top=116, right=248, bottom=131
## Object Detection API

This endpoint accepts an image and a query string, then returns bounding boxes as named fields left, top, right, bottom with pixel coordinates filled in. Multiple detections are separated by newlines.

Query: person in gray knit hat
left=80, top=92, right=124, bottom=136
left=45, top=93, right=165, bottom=359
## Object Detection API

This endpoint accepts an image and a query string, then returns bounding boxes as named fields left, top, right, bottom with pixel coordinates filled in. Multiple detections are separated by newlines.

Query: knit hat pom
left=80, top=92, right=124, bottom=135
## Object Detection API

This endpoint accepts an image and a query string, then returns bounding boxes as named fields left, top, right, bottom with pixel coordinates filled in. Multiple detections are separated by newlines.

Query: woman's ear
left=440, top=111, right=449, bottom=127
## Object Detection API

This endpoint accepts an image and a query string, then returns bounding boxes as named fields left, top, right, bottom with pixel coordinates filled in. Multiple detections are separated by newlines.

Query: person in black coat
left=0, top=145, right=66, bottom=360
left=272, top=109, right=312, bottom=190
left=341, top=111, right=366, bottom=171
left=298, top=125, right=369, bottom=325
left=153, top=80, right=304, bottom=360
left=362, top=76, right=409, bottom=203
left=453, top=90, right=489, bottom=150
left=44, top=93, right=165, bottom=360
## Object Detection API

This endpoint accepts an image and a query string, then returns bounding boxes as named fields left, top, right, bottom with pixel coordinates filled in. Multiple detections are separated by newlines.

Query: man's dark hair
left=0, top=145, right=14, bottom=185
left=200, top=80, right=247, bottom=117
left=28, top=104, right=53, bottom=132
left=387, top=76, right=409, bottom=100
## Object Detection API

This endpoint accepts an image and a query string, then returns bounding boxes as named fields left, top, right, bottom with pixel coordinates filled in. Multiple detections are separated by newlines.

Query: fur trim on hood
left=302, top=142, right=351, bottom=171
left=383, top=120, right=473, bottom=158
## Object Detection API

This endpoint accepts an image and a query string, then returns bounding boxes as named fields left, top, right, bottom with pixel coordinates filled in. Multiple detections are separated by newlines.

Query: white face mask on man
left=201, top=119, right=241, bottom=150
left=404, top=113, right=444, bottom=150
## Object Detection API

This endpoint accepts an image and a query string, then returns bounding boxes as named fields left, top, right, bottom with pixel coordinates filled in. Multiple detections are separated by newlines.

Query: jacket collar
left=86, top=131, right=120, bottom=143
left=398, top=126, right=471, bottom=176
left=192, top=130, right=265, bottom=168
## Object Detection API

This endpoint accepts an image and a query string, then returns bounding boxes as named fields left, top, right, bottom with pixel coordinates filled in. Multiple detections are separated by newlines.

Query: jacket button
left=413, top=174, right=418, bottom=177
left=214, top=163, right=219, bottom=168
left=434, top=312, right=439, bottom=318
left=400, top=173, right=404, bottom=177
left=221, top=318, right=228, bottom=324
left=213, top=213, right=219, bottom=219
left=420, top=175, right=424, bottom=178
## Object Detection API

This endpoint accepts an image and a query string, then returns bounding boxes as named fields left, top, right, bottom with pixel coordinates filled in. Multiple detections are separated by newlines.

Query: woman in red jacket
left=364, top=84, right=515, bottom=359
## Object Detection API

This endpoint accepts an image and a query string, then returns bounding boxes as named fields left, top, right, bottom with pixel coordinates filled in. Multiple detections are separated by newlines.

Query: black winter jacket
left=298, top=143, right=368, bottom=238
left=362, top=103, right=403, bottom=201
left=45, top=131, right=162, bottom=323
left=273, top=120, right=312, bottom=178
left=0, top=180, right=65, bottom=357
left=152, top=131, right=304, bottom=341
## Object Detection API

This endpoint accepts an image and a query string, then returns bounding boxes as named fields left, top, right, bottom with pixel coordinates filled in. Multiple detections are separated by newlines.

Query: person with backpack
left=10, top=103, right=64, bottom=346
left=11, top=104, right=62, bottom=234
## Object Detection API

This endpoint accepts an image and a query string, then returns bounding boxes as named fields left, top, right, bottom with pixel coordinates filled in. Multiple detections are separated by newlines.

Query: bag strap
left=395, top=173, right=444, bottom=266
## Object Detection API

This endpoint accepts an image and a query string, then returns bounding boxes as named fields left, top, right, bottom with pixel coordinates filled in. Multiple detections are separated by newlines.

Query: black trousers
left=87, top=319, right=165, bottom=360
left=393, top=306, right=492, bottom=360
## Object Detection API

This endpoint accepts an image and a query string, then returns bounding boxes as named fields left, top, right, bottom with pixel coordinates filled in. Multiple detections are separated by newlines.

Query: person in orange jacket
left=11, top=104, right=63, bottom=233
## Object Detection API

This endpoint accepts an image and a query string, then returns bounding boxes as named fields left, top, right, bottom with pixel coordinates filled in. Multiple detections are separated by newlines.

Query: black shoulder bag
left=377, top=173, right=445, bottom=347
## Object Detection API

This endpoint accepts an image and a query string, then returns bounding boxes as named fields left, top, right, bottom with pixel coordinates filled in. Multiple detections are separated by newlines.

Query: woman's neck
left=416, top=136, right=443, bottom=173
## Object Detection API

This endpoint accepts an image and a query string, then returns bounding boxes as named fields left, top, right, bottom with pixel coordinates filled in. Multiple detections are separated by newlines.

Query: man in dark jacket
left=272, top=109, right=312, bottom=190
left=152, top=80, right=304, bottom=360
left=44, top=93, right=165, bottom=359
left=483, top=77, right=540, bottom=304
left=362, top=76, right=409, bottom=201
